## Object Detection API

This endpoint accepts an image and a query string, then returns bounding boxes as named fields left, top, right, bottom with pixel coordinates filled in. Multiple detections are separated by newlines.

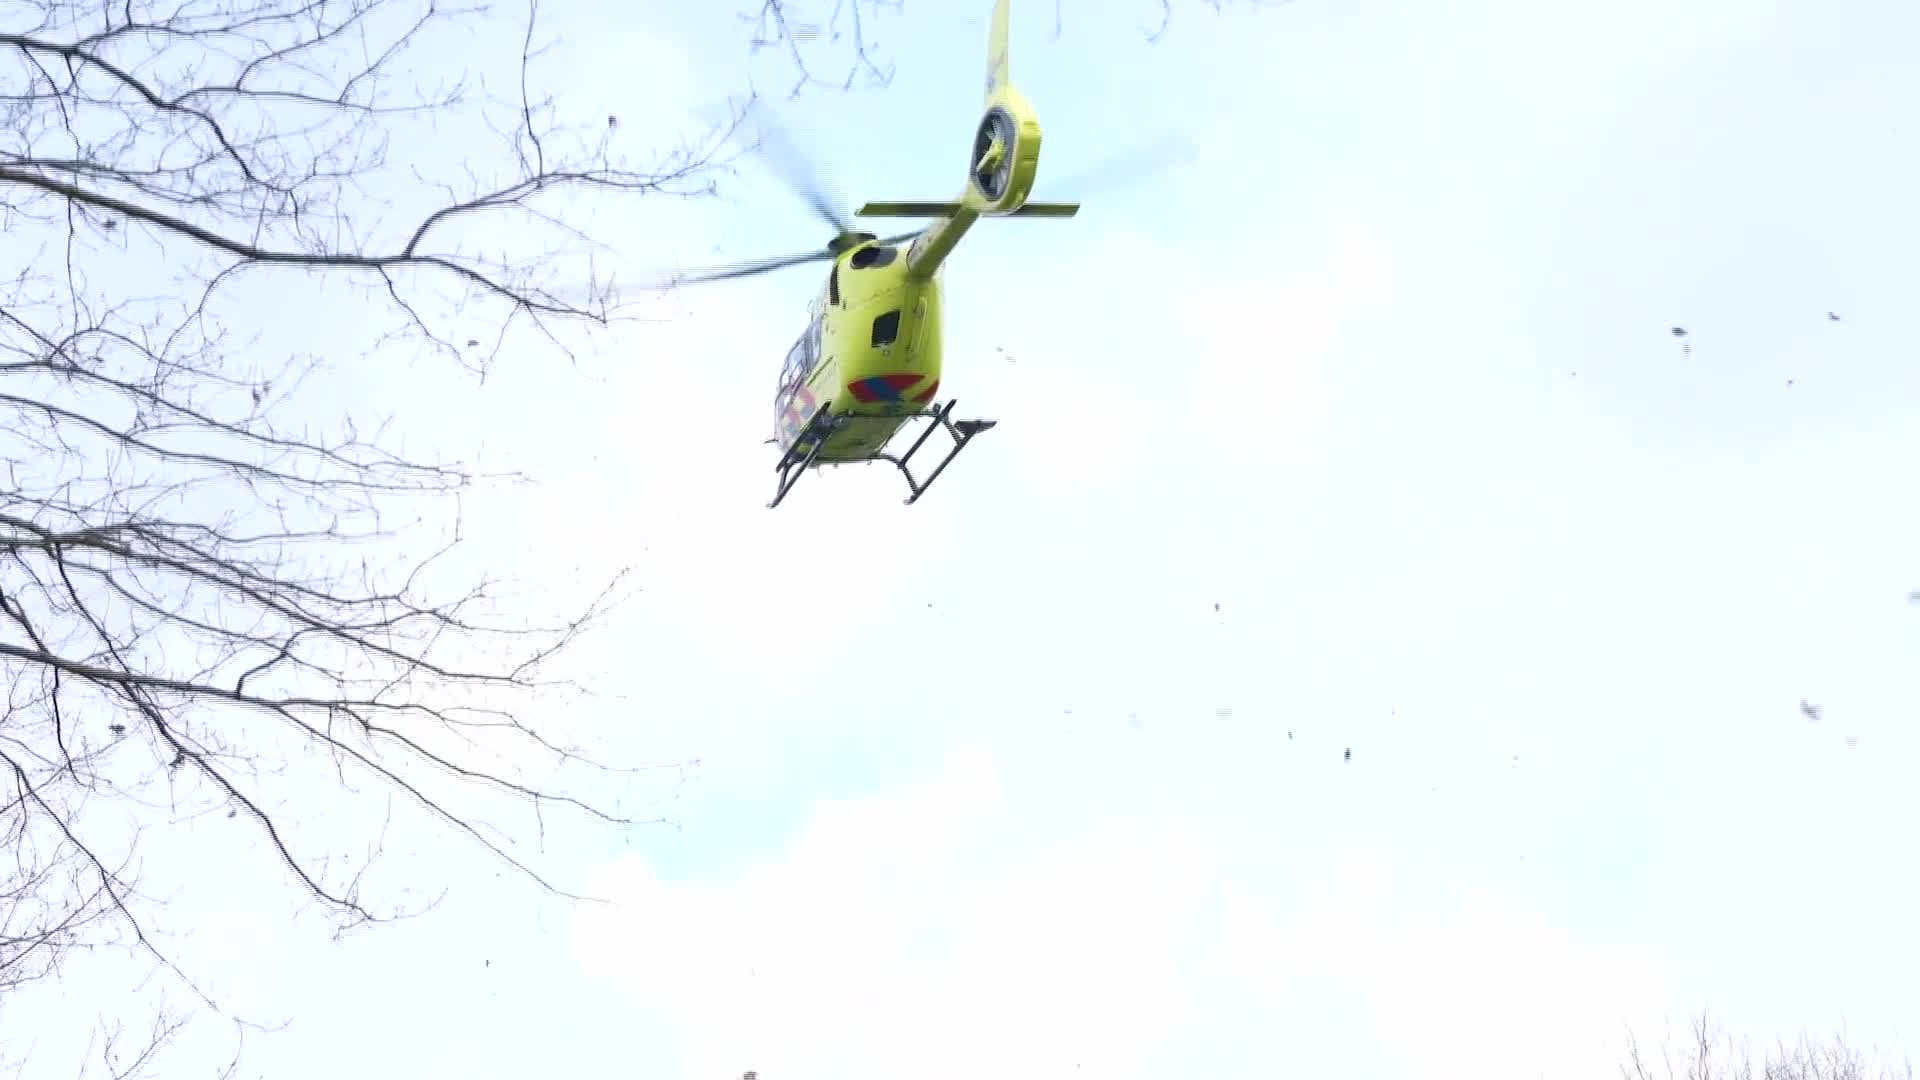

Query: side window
left=779, top=316, right=826, bottom=395
left=780, top=337, right=808, bottom=393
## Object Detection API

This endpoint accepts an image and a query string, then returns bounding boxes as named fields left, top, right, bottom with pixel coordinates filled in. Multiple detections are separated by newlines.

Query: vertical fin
left=985, top=0, right=1010, bottom=103
left=906, top=0, right=1020, bottom=282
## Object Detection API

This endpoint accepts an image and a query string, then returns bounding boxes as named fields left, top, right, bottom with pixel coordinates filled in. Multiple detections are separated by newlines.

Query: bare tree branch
left=1141, top=0, right=1294, bottom=43
left=743, top=0, right=901, bottom=98
left=2, top=0, right=718, bottom=1073
left=1619, top=1013, right=1914, bottom=1080
left=741, top=0, right=1292, bottom=87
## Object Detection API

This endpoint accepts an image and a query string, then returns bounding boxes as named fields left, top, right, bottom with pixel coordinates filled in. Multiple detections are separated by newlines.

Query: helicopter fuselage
left=773, top=239, right=945, bottom=463
left=755, top=0, right=1080, bottom=508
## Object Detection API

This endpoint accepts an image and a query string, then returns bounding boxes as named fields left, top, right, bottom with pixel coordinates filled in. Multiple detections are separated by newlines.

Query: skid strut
left=877, top=400, right=997, bottom=505
left=767, top=403, right=838, bottom=509
left=766, top=399, right=997, bottom=508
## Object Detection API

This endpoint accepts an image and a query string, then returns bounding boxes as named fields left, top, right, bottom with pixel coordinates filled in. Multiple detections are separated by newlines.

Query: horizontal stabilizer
left=1010, top=201, right=1081, bottom=217
left=857, top=201, right=964, bottom=217
left=857, top=200, right=1081, bottom=219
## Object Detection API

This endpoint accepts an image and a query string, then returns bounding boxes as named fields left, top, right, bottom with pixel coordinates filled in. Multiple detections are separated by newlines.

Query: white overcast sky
left=16, top=0, right=1920, bottom=1078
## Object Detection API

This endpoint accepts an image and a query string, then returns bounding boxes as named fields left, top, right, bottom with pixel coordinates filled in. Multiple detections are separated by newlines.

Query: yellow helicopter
left=669, top=0, right=1079, bottom=508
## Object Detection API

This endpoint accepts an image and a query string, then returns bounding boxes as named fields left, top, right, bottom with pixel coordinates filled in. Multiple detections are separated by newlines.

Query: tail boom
left=903, top=207, right=981, bottom=282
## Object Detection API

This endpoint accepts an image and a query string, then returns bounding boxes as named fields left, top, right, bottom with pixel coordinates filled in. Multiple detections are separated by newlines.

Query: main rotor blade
left=1039, top=133, right=1200, bottom=200
left=671, top=229, right=923, bottom=285
left=563, top=230, right=927, bottom=301
left=672, top=247, right=836, bottom=285
left=742, top=101, right=853, bottom=235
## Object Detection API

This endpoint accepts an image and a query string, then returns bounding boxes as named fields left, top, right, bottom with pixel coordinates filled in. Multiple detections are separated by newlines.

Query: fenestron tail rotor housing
left=964, top=92, right=1042, bottom=214
left=971, top=107, right=1018, bottom=202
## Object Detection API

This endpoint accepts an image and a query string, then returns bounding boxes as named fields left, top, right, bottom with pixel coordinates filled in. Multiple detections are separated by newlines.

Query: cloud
left=1169, top=218, right=1393, bottom=491
left=571, top=748, right=1216, bottom=1080
left=571, top=743, right=1668, bottom=1080
left=1217, top=851, right=1669, bottom=1080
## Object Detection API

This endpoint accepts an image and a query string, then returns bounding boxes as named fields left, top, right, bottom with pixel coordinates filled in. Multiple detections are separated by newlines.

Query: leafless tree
left=1621, top=1012, right=1914, bottom=1080
left=3, top=0, right=735, bottom=1070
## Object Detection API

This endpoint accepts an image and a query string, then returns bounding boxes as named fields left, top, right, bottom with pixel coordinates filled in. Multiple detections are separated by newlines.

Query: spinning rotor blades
left=673, top=248, right=836, bottom=285
left=637, top=98, right=922, bottom=287
left=668, top=229, right=924, bottom=286
left=745, top=103, right=853, bottom=236
left=589, top=97, right=982, bottom=292
left=1040, top=133, right=1199, bottom=200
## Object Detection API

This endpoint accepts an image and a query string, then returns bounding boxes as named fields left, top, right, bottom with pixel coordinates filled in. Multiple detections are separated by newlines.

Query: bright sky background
left=13, top=0, right=1920, bottom=1078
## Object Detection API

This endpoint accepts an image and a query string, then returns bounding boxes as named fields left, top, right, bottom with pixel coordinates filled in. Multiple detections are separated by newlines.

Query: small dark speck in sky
left=1344, top=747, right=1351, bottom=762
left=1801, top=700, right=1822, bottom=722
left=1828, top=312, right=1840, bottom=321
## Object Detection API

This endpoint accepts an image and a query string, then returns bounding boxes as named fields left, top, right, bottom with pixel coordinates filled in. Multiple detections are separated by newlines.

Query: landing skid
left=768, top=400, right=997, bottom=508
